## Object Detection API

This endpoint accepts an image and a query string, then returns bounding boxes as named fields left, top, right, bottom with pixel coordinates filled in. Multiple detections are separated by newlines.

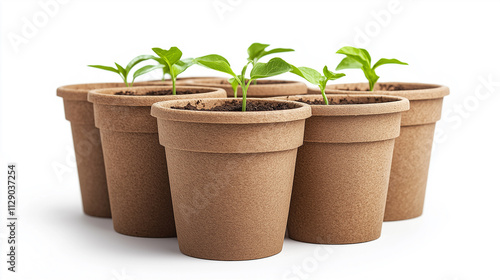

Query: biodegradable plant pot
left=57, top=82, right=156, bottom=218
left=313, top=82, right=450, bottom=221
left=184, top=77, right=308, bottom=97
left=151, top=98, right=312, bottom=260
left=88, top=86, right=226, bottom=237
left=285, top=94, right=409, bottom=244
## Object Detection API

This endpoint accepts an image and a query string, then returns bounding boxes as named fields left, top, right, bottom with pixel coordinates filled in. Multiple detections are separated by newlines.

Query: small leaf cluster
left=336, top=46, right=408, bottom=91
left=194, top=43, right=295, bottom=111
left=152, top=47, right=194, bottom=95
left=88, top=55, right=163, bottom=87
left=289, top=66, right=345, bottom=105
left=87, top=44, right=408, bottom=108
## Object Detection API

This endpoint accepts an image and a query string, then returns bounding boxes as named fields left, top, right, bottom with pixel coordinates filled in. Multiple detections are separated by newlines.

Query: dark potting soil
left=217, top=80, right=291, bottom=85
left=298, top=97, right=393, bottom=105
left=337, top=88, right=370, bottom=91
left=115, top=89, right=207, bottom=96
left=378, top=84, right=406, bottom=91
left=173, top=99, right=295, bottom=111
left=337, top=84, right=406, bottom=91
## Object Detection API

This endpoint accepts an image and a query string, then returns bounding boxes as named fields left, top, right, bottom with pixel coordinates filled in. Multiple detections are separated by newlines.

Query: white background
left=1, top=0, right=500, bottom=279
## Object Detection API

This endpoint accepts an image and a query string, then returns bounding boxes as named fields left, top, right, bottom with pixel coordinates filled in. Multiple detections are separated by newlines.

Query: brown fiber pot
left=88, top=86, right=226, bottom=237
left=57, top=82, right=159, bottom=218
left=285, top=94, right=409, bottom=244
left=151, top=98, right=312, bottom=260
left=183, top=77, right=308, bottom=97
left=314, top=82, right=450, bottom=221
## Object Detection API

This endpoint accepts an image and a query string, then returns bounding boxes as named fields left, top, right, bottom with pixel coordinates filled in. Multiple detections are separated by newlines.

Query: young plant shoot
left=245, top=43, right=294, bottom=84
left=335, top=46, right=408, bottom=91
left=88, top=55, right=163, bottom=87
left=152, top=47, right=194, bottom=95
left=195, top=54, right=291, bottom=111
left=290, top=65, right=345, bottom=105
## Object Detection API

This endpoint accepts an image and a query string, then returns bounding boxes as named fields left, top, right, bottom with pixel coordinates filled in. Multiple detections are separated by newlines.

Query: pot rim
left=151, top=98, right=312, bottom=124
left=321, top=82, right=449, bottom=100
left=88, top=86, right=227, bottom=107
left=284, top=94, right=409, bottom=116
left=184, top=78, right=306, bottom=87
left=56, top=81, right=165, bottom=101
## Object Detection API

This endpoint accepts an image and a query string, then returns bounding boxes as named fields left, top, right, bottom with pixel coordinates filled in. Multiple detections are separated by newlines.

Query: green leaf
left=132, top=64, right=164, bottom=82
left=228, top=77, right=239, bottom=98
left=195, top=54, right=236, bottom=77
left=126, top=55, right=156, bottom=73
left=151, top=56, right=164, bottom=64
left=88, top=65, right=120, bottom=74
left=335, top=56, right=363, bottom=70
left=152, top=47, right=183, bottom=74
left=319, top=66, right=345, bottom=92
left=323, top=66, right=346, bottom=81
left=247, top=43, right=294, bottom=63
left=247, top=43, right=270, bottom=61
left=171, top=58, right=195, bottom=77
left=363, top=67, right=380, bottom=91
left=115, top=63, right=127, bottom=78
left=373, top=58, right=408, bottom=70
left=151, top=56, right=171, bottom=77
left=360, top=48, right=371, bottom=65
left=336, top=46, right=371, bottom=68
left=261, top=48, right=294, bottom=58
left=249, top=57, right=292, bottom=80
left=289, top=65, right=322, bottom=86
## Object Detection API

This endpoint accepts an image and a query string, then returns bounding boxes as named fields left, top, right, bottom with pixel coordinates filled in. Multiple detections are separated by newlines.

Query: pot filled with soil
left=183, top=77, right=308, bottom=98
left=285, top=94, right=409, bottom=244
left=311, top=82, right=450, bottom=221
left=57, top=82, right=157, bottom=218
left=151, top=98, right=311, bottom=260
left=88, top=86, right=226, bottom=237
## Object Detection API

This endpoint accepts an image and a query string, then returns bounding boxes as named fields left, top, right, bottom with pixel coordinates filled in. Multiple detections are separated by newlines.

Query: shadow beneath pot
left=48, top=204, right=182, bottom=257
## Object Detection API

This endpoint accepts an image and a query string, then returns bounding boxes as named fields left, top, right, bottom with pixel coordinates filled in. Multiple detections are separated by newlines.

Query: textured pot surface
left=183, top=77, right=308, bottom=97
left=285, top=94, right=409, bottom=244
left=57, top=82, right=141, bottom=218
left=88, top=86, right=226, bottom=237
left=316, top=82, right=450, bottom=221
left=152, top=98, right=311, bottom=260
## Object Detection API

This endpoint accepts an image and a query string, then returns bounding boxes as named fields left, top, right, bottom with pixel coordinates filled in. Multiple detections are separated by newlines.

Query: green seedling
left=290, top=65, right=345, bottom=105
left=244, top=43, right=294, bottom=84
left=335, top=46, right=408, bottom=91
left=88, top=55, right=163, bottom=87
left=195, top=54, right=291, bottom=111
left=152, top=47, right=194, bottom=95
